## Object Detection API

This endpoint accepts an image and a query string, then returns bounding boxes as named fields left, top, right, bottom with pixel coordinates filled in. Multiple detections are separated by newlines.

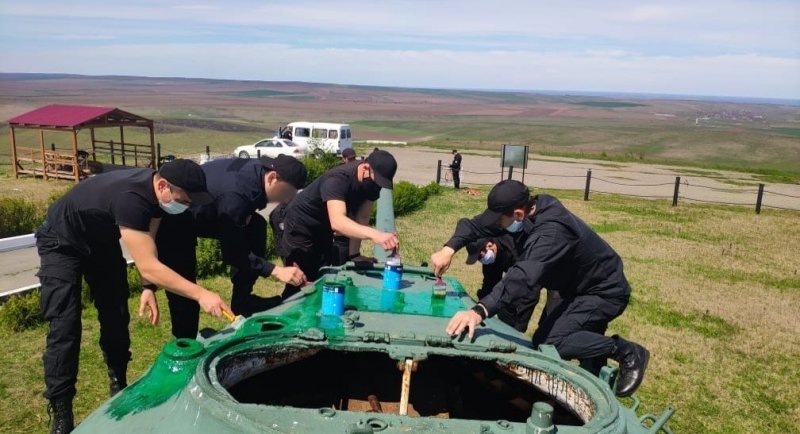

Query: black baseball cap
left=465, top=237, right=491, bottom=265
left=158, top=159, right=213, bottom=205
left=365, top=150, right=398, bottom=189
left=477, top=180, right=531, bottom=226
left=260, top=154, right=308, bottom=189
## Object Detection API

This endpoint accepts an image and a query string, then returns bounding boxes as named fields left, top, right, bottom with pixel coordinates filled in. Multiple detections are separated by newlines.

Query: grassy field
left=1, top=186, right=798, bottom=433
left=1, top=74, right=799, bottom=183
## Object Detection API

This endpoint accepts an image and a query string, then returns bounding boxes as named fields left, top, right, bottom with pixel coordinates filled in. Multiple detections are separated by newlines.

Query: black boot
left=107, top=364, right=128, bottom=397
left=48, top=396, right=74, bottom=434
left=104, top=351, right=130, bottom=397
left=610, top=335, right=650, bottom=397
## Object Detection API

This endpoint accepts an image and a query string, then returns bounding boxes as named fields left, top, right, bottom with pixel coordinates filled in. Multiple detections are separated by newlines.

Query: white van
left=282, top=122, right=353, bottom=155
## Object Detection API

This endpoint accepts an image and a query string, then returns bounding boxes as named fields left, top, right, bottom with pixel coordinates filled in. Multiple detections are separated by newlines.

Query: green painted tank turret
left=74, top=262, right=675, bottom=433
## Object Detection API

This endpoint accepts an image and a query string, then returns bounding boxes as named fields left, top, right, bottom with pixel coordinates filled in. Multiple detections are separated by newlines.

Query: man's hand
left=272, top=265, right=306, bottom=286
left=138, top=288, right=159, bottom=326
left=372, top=231, right=399, bottom=251
left=197, top=290, right=232, bottom=318
left=446, top=309, right=484, bottom=340
left=430, top=247, right=455, bottom=277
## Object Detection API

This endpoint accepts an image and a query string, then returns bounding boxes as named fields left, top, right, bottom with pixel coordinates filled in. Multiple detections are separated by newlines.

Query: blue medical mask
left=479, top=249, right=496, bottom=265
left=159, top=200, right=189, bottom=215
left=505, top=219, right=524, bottom=233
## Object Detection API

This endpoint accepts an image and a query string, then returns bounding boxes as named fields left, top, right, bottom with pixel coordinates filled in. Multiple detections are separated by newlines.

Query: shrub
left=392, top=181, right=427, bottom=217
left=0, top=291, right=44, bottom=332
left=196, top=238, right=227, bottom=278
left=301, top=152, right=341, bottom=186
left=370, top=181, right=444, bottom=222
left=0, top=185, right=71, bottom=238
left=0, top=198, right=42, bottom=237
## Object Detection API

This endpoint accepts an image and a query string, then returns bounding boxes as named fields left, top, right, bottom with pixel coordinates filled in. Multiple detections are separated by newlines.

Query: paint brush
left=222, top=310, right=246, bottom=328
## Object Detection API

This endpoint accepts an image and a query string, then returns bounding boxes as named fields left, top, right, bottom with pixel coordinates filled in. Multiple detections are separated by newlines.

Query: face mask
left=505, top=219, right=524, bottom=233
left=362, top=177, right=381, bottom=195
left=159, top=200, right=189, bottom=215
left=479, top=249, right=496, bottom=265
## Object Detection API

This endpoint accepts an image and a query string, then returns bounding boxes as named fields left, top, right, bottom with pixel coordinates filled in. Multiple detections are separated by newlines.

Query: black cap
left=465, top=237, right=491, bottom=265
left=365, top=150, right=398, bottom=189
left=158, top=159, right=213, bottom=205
left=477, top=180, right=531, bottom=226
left=341, top=148, right=356, bottom=159
left=260, top=154, right=308, bottom=189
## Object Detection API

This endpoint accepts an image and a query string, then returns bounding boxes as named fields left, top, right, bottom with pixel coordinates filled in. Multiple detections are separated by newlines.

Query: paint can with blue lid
left=321, top=282, right=346, bottom=316
left=383, top=256, right=403, bottom=290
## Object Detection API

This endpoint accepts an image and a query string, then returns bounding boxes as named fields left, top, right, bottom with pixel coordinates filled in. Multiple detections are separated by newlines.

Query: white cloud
left=0, top=1, right=797, bottom=97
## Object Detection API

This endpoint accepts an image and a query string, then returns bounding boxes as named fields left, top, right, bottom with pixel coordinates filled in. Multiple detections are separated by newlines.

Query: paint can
left=432, top=279, right=447, bottom=298
left=383, top=256, right=403, bottom=290
left=321, top=282, right=346, bottom=316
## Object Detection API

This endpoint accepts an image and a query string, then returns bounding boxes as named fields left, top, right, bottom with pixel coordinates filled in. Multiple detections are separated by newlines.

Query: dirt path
left=388, top=147, right=800, bottom=211
left=2, top=149, right=797, bottom=297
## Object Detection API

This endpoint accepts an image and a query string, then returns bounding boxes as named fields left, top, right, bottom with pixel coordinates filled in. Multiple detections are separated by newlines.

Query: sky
left=0, top=1, right=798, bottom=99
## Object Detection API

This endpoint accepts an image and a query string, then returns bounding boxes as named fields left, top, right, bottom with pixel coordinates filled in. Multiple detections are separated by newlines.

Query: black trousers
left=155, top=211, right=275, bottom=338
left=279, top=218, right=333, bottom=299
left=452, top=169, right=461, bottom=189
left=36, top=229, right=131, bottom=401
left=330, top=235, right=351, bottom=266
left=532, top=293, right=629, bottom=372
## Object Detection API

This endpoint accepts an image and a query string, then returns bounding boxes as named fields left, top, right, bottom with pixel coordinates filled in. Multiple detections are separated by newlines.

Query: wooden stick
left=399, top=358, right=413, bottom=416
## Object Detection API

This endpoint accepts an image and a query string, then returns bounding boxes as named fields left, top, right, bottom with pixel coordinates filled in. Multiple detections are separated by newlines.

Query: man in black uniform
left=432, top=180, right=649, bottom=397
left=36, top=160, right=232, bottom=434
left=464, top=234, right=541, bottom=332
left=450, top=149, right=462, bottom=189
left=145, top=155, right=308, bottom=338
left=280, top=150, right=400, bottom=298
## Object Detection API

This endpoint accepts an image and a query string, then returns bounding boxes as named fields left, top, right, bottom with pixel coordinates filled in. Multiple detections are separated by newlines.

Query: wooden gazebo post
left=71, top=130, right=79, bottom=182
left=90, top=127, right=97, bottom=162
left=148, top=125, right=156, bottom=168
left=39, top=129, right=47, bottom=180
left=9, top=126, right=18, bottom=178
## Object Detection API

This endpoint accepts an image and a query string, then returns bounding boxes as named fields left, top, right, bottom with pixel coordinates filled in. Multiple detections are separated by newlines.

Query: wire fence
left=435, top=161, right=800, bottom=214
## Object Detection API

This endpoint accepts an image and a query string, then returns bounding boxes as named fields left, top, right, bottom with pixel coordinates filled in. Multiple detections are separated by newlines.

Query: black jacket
left=450, top=153, right=462, bottom=171
left=444, top=194, right=630, bottom=317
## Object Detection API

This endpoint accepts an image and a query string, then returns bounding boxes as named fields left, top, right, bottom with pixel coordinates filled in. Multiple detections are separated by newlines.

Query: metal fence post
left=206, top=146, right=211, bottom=158
left=507, top=166, right=514, bottom=180
left=436, top=160, right=442, bottom=185
left=672, top=176, right=681, bottom=206
left=257, top=149, right=261, bottom=158
left=584, top=169, right=592, bottom=201
left=755, top=183, right=765, bottom=214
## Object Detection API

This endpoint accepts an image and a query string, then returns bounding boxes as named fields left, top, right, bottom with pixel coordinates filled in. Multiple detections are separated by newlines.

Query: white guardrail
left=0, top=233, right=35, bottom=252
left=0, top=233, right=133, bottom=298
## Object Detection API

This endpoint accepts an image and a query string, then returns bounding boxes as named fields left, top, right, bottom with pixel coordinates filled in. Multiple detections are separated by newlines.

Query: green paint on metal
left=104, top=339, right=206, bottom=420
left=275, top=271, right=468, bottom=334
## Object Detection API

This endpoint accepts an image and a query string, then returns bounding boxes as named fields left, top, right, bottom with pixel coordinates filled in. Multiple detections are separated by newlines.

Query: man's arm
left=431, top=217, right=503, bottom=276
left=120, top=225, right=231, bottom=317
left=327, top=200, right=397, bottom=250
left=445, top=216, right=503, bottom=253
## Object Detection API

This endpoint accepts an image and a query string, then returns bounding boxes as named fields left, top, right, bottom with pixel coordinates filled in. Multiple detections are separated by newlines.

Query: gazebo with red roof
left=8, top=104, right=155, bottom=181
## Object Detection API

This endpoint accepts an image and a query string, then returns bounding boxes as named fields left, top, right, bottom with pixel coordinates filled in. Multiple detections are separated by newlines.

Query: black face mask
left=362, top=177, right=381, bottom=196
